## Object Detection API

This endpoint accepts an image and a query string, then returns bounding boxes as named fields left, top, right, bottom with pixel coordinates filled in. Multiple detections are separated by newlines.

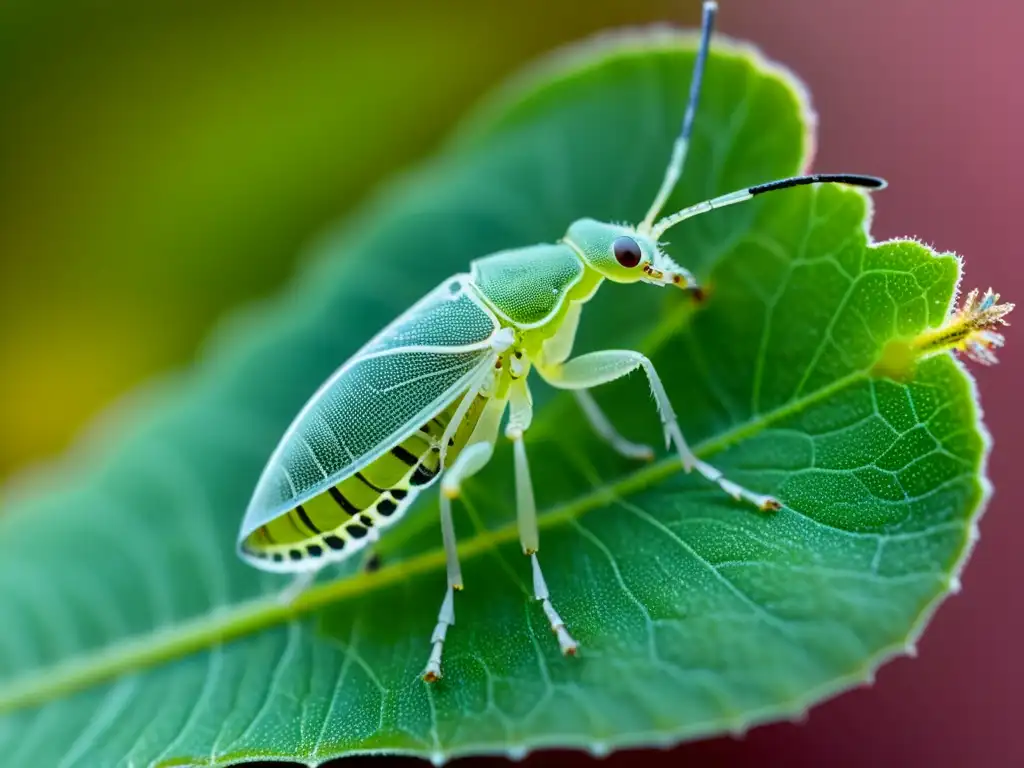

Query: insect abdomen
left=241, top=392, right=485, bottom=570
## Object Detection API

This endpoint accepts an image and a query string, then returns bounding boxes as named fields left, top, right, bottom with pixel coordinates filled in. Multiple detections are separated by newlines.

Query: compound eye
left=612, top=236, right=643, bottom=268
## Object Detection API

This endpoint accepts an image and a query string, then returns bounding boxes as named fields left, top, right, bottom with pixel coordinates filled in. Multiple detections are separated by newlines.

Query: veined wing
left=238, top=387, right=490, bottom=572
left=238, top=275, right=500, bottom=544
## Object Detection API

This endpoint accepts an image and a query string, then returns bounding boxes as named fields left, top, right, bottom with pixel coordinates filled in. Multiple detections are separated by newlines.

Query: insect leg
left=537, top=350, right=781, bottom=512
left=507, top=379, right=578, bottom=656
left=276, top=569, right=319, bottom=605
left=423, top=584, right=455, bottom=684
left=439, top=363, right=494, bottom=469
left=423, top=394, right=509, bottom=682
left=538, top=301, right=581, bottom=367
left=359, top=549, right=382, bottom=573
left=573, top=389, right=654, bottom=461
left=540, top=302, right=649, bottom=460
left=439, top=493, right=462, bottom=589
left=541, top=302, right=648, bottom=460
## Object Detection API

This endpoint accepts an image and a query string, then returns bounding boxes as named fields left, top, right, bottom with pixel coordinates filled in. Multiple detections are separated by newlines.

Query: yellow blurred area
left=0, top=0, right=680, bottom=480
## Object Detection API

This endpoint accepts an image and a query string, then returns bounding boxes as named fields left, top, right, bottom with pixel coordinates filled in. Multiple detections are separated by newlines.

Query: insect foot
left=422, top=584, right=455, bottom=683
left=532, top=554, right=578, bottom=656
left=669, top=422, right=780, bottom=512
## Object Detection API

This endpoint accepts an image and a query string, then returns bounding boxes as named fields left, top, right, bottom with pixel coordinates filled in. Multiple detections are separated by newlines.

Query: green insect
left=236, top=1, right=885, bottom=682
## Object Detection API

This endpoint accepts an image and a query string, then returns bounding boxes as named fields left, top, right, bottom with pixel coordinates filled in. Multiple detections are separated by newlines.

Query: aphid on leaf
left=236, top=2, right=886, bottom=682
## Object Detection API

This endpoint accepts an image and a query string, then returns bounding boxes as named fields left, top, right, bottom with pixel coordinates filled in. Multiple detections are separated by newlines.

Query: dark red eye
left=612, top=236, right=642, bottom=268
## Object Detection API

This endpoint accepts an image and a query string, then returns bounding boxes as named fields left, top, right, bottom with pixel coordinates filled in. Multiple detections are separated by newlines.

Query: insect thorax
left=470, top=243, right=587, bottom=328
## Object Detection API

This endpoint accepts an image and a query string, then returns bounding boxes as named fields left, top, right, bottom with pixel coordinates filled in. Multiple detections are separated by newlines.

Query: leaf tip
left=915, top=287, right=1014, bottom=366
left=873, top=287, right=1014, bottom=379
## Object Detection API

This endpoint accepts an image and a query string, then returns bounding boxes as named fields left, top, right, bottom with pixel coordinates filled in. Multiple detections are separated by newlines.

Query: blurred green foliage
left=0, top=0, right=680, bottom=479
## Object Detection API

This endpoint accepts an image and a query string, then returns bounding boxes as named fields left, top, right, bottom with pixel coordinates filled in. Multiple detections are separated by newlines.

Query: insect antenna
left=639, top=0, right=718, bottom=232
left=650, top=173, right=887, bottom=239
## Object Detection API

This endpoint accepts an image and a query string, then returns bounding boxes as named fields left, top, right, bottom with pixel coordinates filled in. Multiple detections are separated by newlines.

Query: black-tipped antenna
left=750, top=174, right=886, bottom=196
left=640, top=1, right=718, bottom=232
left=651, top=173, right=887, bottom=239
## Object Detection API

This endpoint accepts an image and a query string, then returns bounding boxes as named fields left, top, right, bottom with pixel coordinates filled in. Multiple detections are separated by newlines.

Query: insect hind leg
left=422, top=395, right=507, bottom=682
left=508, top=378, right=578, bottom=656
left=530, top=552, right=577, bottom=655
left=518, top=424, right=578, bottom=654
left=422, top=492, right=468, bottom=683
left=276, top=568, right=319, bottom=606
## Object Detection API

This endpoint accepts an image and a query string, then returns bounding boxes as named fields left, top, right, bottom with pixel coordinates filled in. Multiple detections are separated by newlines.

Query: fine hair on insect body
left=235, top=1, right=886, bottom=683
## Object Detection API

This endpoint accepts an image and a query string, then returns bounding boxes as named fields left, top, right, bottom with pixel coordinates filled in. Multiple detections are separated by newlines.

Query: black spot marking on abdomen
left=328, top=486, right=361, bottom=516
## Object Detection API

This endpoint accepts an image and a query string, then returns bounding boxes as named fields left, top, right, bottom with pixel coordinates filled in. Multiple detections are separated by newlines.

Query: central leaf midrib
left=0, top=366, right=868, bottom=716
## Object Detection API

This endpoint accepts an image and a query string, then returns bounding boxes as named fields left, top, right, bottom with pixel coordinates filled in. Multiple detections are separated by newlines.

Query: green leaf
left=0, top=29, right=989, bottom=767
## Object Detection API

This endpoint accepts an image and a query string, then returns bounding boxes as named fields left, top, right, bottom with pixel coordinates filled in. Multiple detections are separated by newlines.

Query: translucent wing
left=238, top=275, right=500, bottom=544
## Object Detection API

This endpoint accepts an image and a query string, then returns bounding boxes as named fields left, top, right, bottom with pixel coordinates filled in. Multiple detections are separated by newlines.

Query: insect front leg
left=423, top=393, right=508, bottom=683
left=541, top=302, right=653, bottom=462
left=507, top=377, right=578, bottom=656
left=537, top=350, right=781, bottom=512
